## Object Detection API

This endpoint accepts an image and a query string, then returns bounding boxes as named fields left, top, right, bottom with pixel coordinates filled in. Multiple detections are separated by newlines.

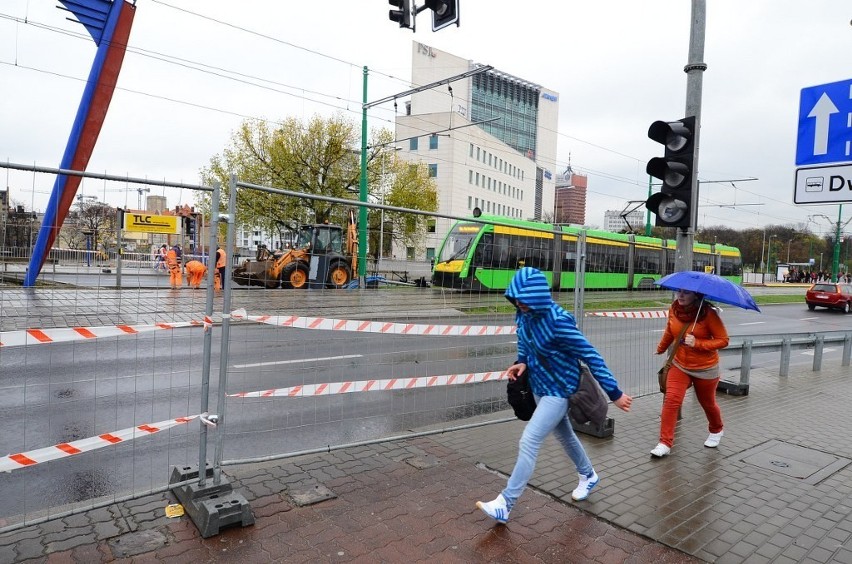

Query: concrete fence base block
left=169, top=464, right=255, bottom=538
left=570, top=416, right=615, bottom=438
left=717, top=381, right=749, bottom=396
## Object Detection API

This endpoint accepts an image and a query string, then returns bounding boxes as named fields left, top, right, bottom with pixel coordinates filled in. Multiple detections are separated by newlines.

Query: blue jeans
left=501, top=395, right=593, bottom=509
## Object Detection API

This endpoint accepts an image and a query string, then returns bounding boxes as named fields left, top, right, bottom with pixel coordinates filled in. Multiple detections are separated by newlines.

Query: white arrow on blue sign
left=796, top=79, right=851, bottom=166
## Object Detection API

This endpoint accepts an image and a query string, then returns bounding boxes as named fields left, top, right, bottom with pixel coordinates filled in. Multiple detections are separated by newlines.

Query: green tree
left=198, top=115, right=437, bottom=256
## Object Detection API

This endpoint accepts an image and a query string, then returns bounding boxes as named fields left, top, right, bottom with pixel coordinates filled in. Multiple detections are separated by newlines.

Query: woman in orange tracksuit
left=165, top=245, right=182, bottom=289
left=184, top=260, right=207, bottom=289
left=651, top=289, right=729, bottom=458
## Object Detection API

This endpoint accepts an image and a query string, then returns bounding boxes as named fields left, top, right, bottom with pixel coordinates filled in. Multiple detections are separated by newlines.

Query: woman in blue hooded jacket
left=476, top=267, right=632, bottom=524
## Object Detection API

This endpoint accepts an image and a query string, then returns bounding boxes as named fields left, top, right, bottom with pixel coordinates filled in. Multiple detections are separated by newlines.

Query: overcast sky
left=1, top=1, right=850, bottom=238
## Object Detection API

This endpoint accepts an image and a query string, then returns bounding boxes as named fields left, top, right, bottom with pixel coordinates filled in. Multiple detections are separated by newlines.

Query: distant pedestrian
left=154, top=244, right=167, bottom=272
left=650, top=289, right=729, bottom=458
left=165, top=245, right=182, bottom=289
left=184, top=260, right=207, bottom=289
left=475, top=267, right=632, bottom=524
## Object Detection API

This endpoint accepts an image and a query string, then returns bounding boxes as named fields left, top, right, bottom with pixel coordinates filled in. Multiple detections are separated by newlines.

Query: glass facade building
left=470, top=72, right=540, bottom=159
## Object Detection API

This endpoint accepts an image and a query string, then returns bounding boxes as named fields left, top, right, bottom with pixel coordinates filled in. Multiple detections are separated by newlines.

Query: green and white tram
left=431, top=215, right=743, bottom=291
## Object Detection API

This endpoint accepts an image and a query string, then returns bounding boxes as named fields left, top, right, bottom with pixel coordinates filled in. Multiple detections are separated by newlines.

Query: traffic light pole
left=645, top=175, right=652, bottom=236
left=677, top=0, right=707, bottom=273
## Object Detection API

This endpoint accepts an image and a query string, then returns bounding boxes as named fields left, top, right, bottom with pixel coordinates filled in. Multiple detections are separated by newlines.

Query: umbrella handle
left=690, top=298, right=704, bottom=334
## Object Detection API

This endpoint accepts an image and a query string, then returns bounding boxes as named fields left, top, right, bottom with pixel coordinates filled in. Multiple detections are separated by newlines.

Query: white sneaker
left=650, top=443, right=671, bottom=458
left=476, top=494, right=509, bottom=524
left=704, top=431, right=724, bottom=448
left=571, top=470, right=599, bottom=501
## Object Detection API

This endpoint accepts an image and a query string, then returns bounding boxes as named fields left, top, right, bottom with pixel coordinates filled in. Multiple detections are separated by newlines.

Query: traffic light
left=425, top=0, right=459, bottom=31
left=645, top=116, right=696, bottom=229
left=389, top=0, right=414, bottom=30
left=185, top=216, right=196, bottom=239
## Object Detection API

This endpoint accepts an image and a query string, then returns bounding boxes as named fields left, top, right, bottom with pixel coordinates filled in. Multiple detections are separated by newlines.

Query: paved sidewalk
left=2, top=361, right=851, bottom=562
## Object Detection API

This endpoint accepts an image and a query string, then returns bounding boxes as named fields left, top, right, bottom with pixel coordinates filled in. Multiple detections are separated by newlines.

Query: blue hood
left=505, top=267, right=553, bottom=313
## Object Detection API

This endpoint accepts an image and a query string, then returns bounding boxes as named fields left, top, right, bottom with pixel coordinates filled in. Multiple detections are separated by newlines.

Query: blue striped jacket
left=505, top=267, right=623, bottom=401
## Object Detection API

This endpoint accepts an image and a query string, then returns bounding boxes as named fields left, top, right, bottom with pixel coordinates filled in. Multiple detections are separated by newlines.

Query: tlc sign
left=794, top=78, right=852, bottom=204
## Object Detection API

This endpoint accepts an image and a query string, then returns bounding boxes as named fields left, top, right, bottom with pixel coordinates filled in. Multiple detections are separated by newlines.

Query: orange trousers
left=186, top=264, right=206, bottom=288
left=658, top=365, right=723, bottom=448
left=169, top=265, right=183, bottom=288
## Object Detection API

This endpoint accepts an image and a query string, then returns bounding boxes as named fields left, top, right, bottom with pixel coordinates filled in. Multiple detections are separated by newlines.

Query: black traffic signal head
left=389, top=0, right=414, bottom=30
left=424, top=0, right=459, bottom=31
left=645, top=116, right=696, bottom=229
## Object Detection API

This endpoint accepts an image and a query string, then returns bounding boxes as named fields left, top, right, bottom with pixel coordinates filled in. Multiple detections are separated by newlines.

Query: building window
left=428, top=164, right=437, bottom=177
left=469, top=169, right=473, bottom=184
left=427, top=219, right=436, bottom=233
left=468, top=196, right=472, bottom=209
left=429, top=134, right=438, bottom=149
left=410, top=137, right=419, bottom=151
left=469, top=143, right=474, bottom=157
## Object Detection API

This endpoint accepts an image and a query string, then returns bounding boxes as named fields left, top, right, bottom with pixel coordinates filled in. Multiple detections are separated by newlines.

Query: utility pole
left=678, top=0, right=707, bottom=273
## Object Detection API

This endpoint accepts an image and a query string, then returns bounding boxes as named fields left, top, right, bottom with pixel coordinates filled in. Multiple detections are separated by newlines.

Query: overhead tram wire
left=0, top=10, right=465, bottom=153
left=7, top=7, right=804, bottom=220
left=3, top=6, right=658, bottom=195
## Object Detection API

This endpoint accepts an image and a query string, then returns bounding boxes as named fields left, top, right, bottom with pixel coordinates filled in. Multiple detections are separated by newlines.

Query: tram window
left=473, top=233, right=494, bottom=266
left=586, top=243, right=627, bottom=273
left=635, top=247, right=660, bottom=273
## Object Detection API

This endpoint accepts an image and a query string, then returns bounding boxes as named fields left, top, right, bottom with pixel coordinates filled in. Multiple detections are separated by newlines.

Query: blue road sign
left=796, top=78, right=852, bottom=166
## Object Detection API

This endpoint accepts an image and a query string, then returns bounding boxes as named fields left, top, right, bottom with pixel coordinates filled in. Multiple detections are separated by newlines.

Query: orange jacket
left=656, top=303, right=729, bottom=370
left=216, top=249, right=227, bottom=269
left=185, top=260, right=206, bottom=275
left=165, top=249, right=178, bottom=268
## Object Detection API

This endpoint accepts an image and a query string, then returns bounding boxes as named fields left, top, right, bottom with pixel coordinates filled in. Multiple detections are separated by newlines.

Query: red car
left=806, top=283, right=852, bottom=313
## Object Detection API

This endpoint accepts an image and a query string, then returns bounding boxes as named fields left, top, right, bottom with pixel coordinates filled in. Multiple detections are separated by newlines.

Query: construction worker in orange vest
left=214, top=246, right=227, bottom=292
left=165, top=245, right=182, bottom=289
left=184, top=259, right=207, bottom=289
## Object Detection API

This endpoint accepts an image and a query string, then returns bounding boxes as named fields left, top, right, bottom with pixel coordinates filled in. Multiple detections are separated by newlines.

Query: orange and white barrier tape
left=0, top=414, right=200, bottom=472
left=586, top=310, right=668, bottom=318
left=230, top=308, right=516, bottom=336
left=228, top=371, right=509, bottom=398
left=0, top=320, right=205, bottom=348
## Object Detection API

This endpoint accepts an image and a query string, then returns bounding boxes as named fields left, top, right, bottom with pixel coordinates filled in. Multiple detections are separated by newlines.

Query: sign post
left=794, top=78, right=852, bottom=205
left=794, top=79, right=852, bottom=282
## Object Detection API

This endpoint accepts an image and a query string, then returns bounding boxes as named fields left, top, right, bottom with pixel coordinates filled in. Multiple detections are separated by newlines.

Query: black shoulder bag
left=507, top=373, right=537, bottom=421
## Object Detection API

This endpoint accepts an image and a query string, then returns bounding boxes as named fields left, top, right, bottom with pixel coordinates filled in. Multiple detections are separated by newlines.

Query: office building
left=604, top=209, right=645, bottom=233
left=554, top=165, right=587, bottom=225
left=394, top=42, right=559, bottom=261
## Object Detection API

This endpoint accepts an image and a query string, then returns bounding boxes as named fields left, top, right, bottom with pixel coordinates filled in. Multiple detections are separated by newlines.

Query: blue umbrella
left=655, top=271, right=760, bottom=312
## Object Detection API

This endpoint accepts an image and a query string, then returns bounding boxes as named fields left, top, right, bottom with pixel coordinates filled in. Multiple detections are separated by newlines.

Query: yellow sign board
left=124, top=213, right=179, bottom=234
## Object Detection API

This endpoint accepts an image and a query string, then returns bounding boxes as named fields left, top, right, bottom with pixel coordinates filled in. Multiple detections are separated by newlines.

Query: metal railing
left=722, top=331, right=852, bottom=386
